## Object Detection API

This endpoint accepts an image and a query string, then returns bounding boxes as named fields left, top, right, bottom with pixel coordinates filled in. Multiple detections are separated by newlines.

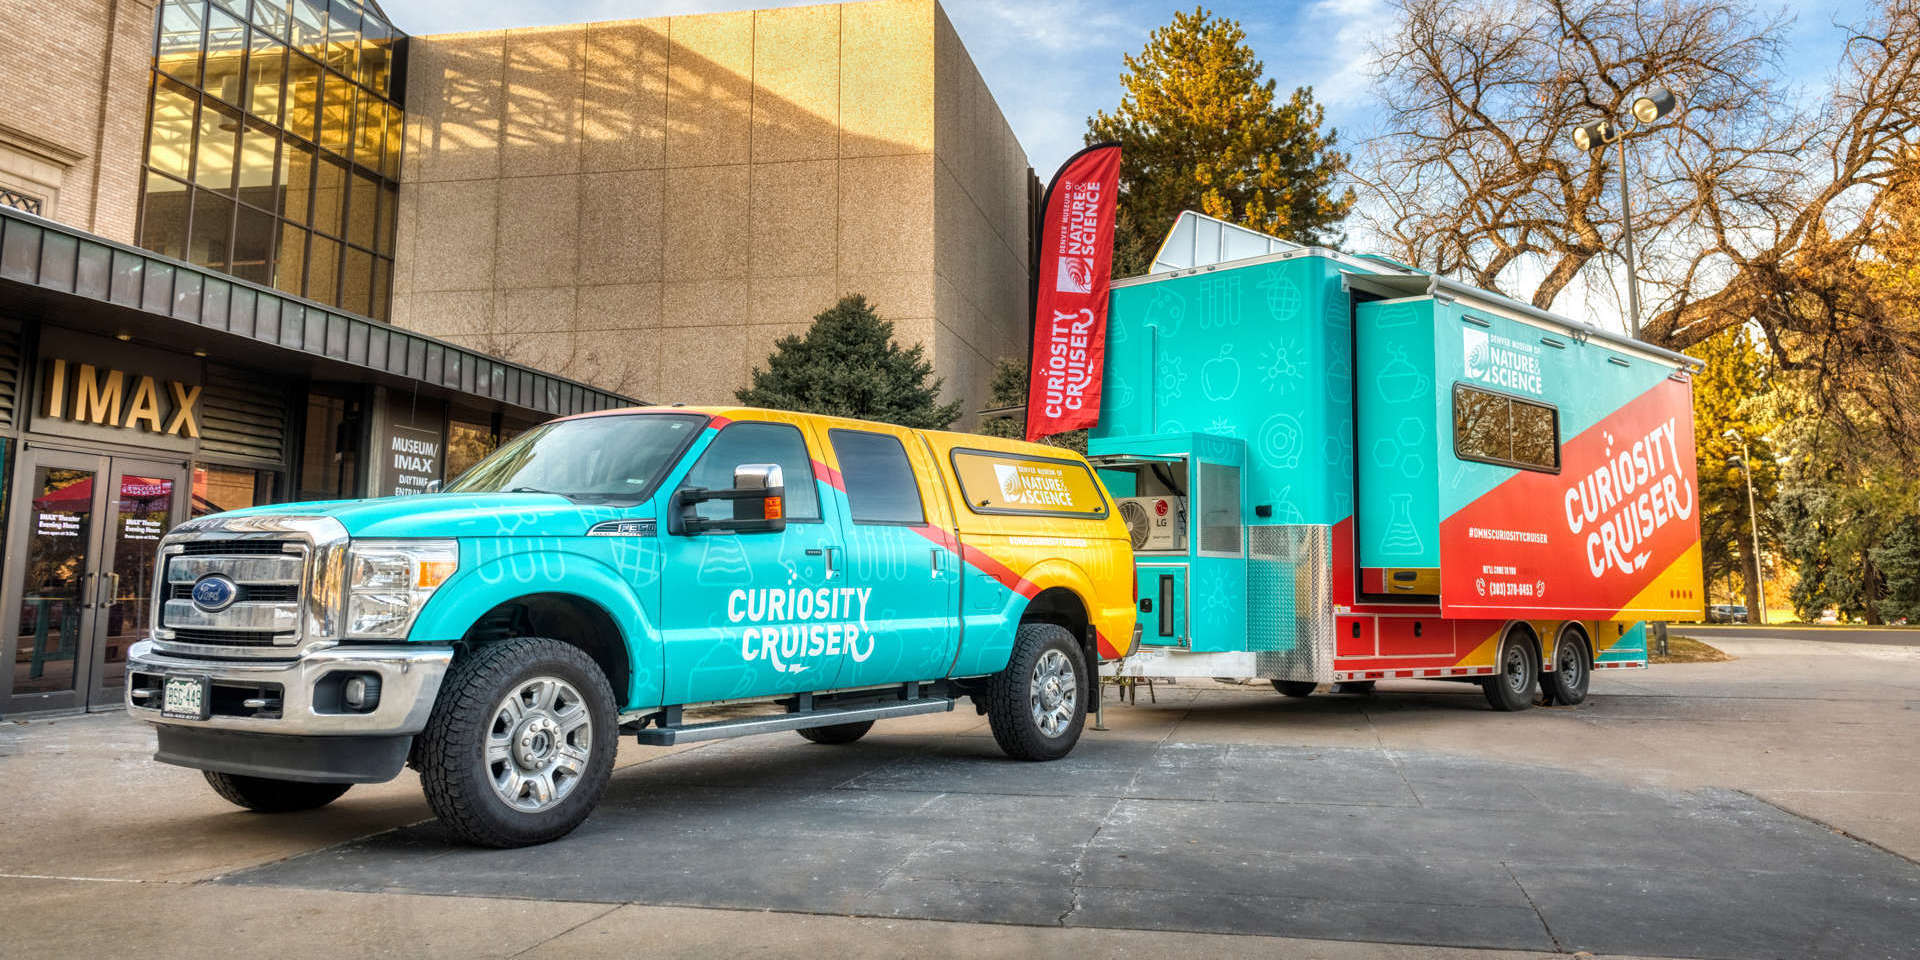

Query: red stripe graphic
left=810, top=458, right=1042, bottom=600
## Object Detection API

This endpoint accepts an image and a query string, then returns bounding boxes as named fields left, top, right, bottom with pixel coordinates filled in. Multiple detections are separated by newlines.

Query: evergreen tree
left=736, top=295, right=962, bottom=429
left=978, top=357, right=1086, bottom=454
left=1691, top=327, right=1778, bottom=615
left=1088, top=6, right=1355, bottom=276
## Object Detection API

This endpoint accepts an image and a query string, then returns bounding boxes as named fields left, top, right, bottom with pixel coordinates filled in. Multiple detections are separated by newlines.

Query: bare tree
left=1362, top=0, right=1920, bottom=446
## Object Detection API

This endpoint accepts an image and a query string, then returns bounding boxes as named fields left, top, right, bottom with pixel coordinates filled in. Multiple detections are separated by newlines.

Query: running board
left=634, top=697, right=954, bottom=746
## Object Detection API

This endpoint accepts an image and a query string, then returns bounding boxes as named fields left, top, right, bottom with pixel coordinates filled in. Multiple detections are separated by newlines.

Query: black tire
left=986, top=623, right=1088, bottom=761
left=1271, top=680, right=1316, bottom=697
left=203, top=771, right=351, bottom=812
left=1480, top=628, right=1540, bottom=712
left=796, top=720, right=874, bottom=744
left=1541, top=627, right=1592, bottom=706
left=416, top=637, right=618, bottom=848
left=1331, top=681, right=1376, bottom=695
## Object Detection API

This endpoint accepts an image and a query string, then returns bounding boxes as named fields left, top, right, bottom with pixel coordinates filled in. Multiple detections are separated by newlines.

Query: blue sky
left=379, top=0, right=1870, bottom=180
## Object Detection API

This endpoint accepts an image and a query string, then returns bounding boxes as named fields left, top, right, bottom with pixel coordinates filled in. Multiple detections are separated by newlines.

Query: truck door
left=656, top=418, right=845, bottom=703
left=815, top=423, right=962, bottom=688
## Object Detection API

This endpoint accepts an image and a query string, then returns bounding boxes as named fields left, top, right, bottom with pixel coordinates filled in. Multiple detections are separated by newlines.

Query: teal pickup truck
left=126, top=406, right=1138, bottom=846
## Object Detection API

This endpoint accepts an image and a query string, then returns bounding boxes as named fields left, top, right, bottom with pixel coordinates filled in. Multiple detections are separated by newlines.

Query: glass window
left=949, top=450, right=1110, bottom=518
left=829, top=429, right=924, bottom=525
left=279, top=136, right=314, bottom=223
left=340, top=245, right=372, bottom=316
left=318, top=72, right=353, bottom=153
left=680, top=421, right=820, bottom=522
left=359, top=19, right=390, bottom=93
left=157, top=0, right=206, bottom=86
left=285, top=52, right=321, bottom=142
left=445, top=418, right=498, bottom=481
left=235, top=119, right=277, bottom=207
left=1452, top=384, right=1560, bottom=473
left=202, top=5, right=248, bottom=105
left=273, top=222, right=305, bottom=295
left=326, top=0, right=361, bottom=76
left=448, top=414, right=705, bottom=502
left=306, top=232, right=339, bottom=303
left=245, top=32, right=286, bottom=123
left=345, top=168, right=377, bottom=247
left=297, top=392, right=359, bottom=501
left=148, top=80, right=197, bottom=181
left=188, top=188, right=234, bottom=271
left=140, top=172, right=191, bottom=260
left=379, top=101, right=401, bottom=179
left=193, top=464, right=273, bottom=516
left=374, top=180, right=396, bottom=254
left=353, top=89, right=382, bottom=171
left=231, top=202, right=276, bottom=284
left=312, top=155, right=345, bottom=235
left=249, top=0, right=289, bottom=39
left=194, top=101, right=240, bottom=192
left=15, top=466, right=97, bottom=696
left=289, top=0, right=326, bottom=56
left=1198, top=463, right=1241, bottom=555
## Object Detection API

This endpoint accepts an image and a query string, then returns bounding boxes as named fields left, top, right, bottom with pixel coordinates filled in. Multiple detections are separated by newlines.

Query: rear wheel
left=417, top=637, right=618, bottom=847
left=986, top=623, right=1087, bottom=761
left=1271, top=680, right=1316, bottom=697
left=203, top=771, right=350, bottom=812
left=1331, top=681, right=1376, bottom=695
left=796, top=720, right=874, bottom=744
left=1480, top=628, right=1539, bottom=712
left=1542, top=627, right=1592, bottom=705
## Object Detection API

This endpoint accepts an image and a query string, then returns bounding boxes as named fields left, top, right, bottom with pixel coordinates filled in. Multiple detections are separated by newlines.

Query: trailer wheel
left=416, top=637, right=618, bottom=847
left=986, top=623, right=1087, bottom=761
left=796, top=720, right=874, bottom=745
left=1542, top=627, right=1592, bottom=705
left=203, top=771, right=351, bottom=812
left=1271, top=680, right=1316, bottom=697
left=1331, top=681, right=1376, bottom=695
left=1480, top=628, right=1539, bottom=712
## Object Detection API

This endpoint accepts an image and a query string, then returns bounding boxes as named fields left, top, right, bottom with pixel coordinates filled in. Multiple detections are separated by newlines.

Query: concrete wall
left=390, top=0, right=1030, bottom=423
left=0, top=0, right=156, bottom=242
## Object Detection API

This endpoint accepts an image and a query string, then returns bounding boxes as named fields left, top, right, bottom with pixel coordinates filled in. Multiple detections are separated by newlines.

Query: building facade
left=389, top=0, right=1034, bottom=420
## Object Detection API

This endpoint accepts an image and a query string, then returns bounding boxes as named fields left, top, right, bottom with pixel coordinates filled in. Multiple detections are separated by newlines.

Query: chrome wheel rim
left=1557, top=639, right=1584, bottom=689
left=1503, top=643, right=1530, bottom=693
left=1030, top=648, right=1078, bottom=738
left=487, top=676, right=592, bottom=813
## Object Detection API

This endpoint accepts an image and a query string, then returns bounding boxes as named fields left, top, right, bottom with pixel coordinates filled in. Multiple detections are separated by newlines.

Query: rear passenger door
left=818, top=425, right=962, bottom=688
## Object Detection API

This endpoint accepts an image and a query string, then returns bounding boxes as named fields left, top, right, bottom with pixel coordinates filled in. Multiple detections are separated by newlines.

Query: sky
left=378, top=0, right=1874, bottom=329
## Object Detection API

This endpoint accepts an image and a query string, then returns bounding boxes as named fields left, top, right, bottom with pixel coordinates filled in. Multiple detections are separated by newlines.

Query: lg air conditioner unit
left=1117, top=496, right=1187, bottom=552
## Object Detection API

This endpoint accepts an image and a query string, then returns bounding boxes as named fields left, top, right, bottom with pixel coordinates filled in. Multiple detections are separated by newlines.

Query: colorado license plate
left=162, top=675, right=210, bottom=720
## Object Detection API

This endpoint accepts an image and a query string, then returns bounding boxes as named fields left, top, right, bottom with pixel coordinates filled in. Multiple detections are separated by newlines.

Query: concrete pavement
left=2, top=628, right=1916, bottom=958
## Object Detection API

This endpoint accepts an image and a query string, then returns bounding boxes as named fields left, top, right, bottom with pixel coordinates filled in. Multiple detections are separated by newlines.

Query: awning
left=0, top=206, right=637, bottom=420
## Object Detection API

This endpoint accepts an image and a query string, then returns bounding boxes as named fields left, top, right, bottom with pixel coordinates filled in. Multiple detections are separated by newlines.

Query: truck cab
left=126, top=406, right=1136, bottom=846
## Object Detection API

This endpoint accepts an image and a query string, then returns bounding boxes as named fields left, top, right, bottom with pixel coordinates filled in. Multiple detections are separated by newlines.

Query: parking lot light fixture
left=1722, top=428, right=1767, bottom=625
left=1568, top=87, right=1682, bottom=340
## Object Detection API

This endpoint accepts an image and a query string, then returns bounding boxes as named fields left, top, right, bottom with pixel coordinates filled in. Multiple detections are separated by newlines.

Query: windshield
left=445, top=413, right=703, bottom=500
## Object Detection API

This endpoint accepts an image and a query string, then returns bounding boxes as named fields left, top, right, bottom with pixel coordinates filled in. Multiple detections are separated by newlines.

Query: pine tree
left=1088, top=6, right=1355, bottom=276
left=737, top=295, right=963, bottom=429
left=979, top=357, right=1086, bottom=453
left=1691, top=327, right=1778, bottom=616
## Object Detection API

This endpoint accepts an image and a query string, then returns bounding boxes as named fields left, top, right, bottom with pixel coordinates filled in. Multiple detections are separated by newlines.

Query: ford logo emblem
left=191, top=574, right=239, bottom=612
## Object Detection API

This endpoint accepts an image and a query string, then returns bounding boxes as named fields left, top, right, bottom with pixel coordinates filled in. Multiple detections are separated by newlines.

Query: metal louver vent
left=0, top=319, right=18, bottom=427
left=197, top=364, right=290, bottom=465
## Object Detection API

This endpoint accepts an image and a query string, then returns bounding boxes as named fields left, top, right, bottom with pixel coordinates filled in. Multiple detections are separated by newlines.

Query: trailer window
left=1197, top=463, right=1241, bottom=555
left=1452, top=384, right=1560, bottom=472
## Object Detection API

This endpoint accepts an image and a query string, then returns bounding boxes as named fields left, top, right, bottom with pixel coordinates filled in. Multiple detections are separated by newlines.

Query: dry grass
left=1656, top=635, right=1736, bottom=663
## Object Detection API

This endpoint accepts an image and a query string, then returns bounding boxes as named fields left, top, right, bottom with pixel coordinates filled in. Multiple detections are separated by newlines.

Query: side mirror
left=669, top=463, right=788, bottom=535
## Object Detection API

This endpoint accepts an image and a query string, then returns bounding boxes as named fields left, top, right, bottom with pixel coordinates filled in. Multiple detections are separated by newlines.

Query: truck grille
left=156, top=540, right=308, bottom=653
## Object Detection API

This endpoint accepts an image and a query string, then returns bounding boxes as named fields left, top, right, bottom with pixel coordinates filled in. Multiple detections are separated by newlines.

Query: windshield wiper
left=507, top=486, right=554, bottom=495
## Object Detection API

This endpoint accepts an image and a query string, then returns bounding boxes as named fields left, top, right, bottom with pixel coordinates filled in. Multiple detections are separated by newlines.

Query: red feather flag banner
left=1025, top=142, right=1121, bottom=441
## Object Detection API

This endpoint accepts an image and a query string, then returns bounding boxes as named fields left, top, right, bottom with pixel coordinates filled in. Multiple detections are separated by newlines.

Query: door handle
left=808, top=546, right=840, bottom=579
left=100, top=572, right=120, bottom=607
left=930, top=548, right=941, bottom=579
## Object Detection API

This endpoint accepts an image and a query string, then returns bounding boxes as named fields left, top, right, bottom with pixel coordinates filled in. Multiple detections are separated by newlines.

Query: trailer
left=1091, top=213, right=1703, bottom=709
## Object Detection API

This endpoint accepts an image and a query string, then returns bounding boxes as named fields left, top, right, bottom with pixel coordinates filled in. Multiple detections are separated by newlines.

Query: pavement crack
left=1501, top=860, right=1562, bottom=953
left=1363, top=703, right=1424, bottom=808
left=506, top=902, right=622, bottom=958
left=1059, top=703, right=1190, bottom=927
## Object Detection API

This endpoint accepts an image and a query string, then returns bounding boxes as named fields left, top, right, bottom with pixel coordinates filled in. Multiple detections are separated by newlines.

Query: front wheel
left=1271, top=680, right=1316, bottom=697
left=1542, top=628, right=1592, bottom=705
left=416, top=637, right=618, bottom=847
left=986, top=623, right=1087, bottom=761
left=204, top=771, right=350, bottom=812
left=1480, top=629, right=1539, bottom=712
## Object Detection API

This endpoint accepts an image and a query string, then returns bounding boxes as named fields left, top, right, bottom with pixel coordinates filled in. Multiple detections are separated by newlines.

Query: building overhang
left=0, top=206, right=636, bottom=420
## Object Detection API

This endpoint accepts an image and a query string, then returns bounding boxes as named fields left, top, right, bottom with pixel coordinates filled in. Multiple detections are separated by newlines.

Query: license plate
left=162, top=675, right=211, bottom=720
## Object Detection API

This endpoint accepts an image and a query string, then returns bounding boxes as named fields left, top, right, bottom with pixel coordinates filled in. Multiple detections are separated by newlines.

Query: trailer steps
left=634, top=687, right=955, bottom=746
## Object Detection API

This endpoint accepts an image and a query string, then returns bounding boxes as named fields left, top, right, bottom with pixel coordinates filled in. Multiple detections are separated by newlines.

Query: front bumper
left=125, top=639, right=453, bottom=736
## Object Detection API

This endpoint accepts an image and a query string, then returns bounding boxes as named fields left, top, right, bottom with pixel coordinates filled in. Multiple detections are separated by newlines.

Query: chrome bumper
left=125, top=639, right=453, bottom=736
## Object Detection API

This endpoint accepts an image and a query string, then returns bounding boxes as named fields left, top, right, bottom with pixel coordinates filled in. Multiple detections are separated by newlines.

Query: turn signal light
left=417, top=559, right=457, bottom=588
left=764, top=496, right=784, bottom=520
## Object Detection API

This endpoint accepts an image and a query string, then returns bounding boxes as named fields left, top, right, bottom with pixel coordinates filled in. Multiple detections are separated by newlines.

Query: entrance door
left=1, top=448, right=186, bottom=715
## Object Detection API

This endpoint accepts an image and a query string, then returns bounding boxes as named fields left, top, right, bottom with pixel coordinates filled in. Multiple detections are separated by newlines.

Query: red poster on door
left=1026, top=143, right=1121, bottom=441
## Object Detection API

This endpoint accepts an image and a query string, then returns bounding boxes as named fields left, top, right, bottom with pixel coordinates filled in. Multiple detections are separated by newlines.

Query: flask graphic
left=1380, top=493, right=1423, bottom=557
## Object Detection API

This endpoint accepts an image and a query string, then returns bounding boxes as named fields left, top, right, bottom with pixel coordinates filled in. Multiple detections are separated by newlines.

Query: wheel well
left=1504, top=620, right=1542, bottom=663
left=460, top=593, right=630, bottom=703
left=1555, top=621, right=1594, bottom=667
left=1022, top=587, right=1097, bottom=667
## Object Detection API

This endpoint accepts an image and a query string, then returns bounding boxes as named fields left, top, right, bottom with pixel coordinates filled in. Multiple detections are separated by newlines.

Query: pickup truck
left=126, top=406, right=1137, bottom=846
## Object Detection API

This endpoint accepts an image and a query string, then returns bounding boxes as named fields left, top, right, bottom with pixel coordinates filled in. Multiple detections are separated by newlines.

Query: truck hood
left=212, top=493, right=650, bottom=539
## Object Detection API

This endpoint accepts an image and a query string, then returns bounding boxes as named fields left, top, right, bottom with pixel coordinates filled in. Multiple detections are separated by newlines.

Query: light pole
left=1723, top=428, right=1766, bottom=626
left=1571, top=88, right=1679, bottom=341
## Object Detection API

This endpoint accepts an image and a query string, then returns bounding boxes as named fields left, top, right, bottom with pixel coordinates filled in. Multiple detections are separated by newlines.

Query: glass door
left=89, top=459, right=186, bottom=709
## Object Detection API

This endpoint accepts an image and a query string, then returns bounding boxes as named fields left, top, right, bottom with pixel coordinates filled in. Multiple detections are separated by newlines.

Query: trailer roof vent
left=1150, top=211, right=1305, bottom=273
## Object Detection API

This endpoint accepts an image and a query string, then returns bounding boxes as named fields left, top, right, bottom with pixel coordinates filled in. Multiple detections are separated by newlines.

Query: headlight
left=345, top=540, right=458, bottom=639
